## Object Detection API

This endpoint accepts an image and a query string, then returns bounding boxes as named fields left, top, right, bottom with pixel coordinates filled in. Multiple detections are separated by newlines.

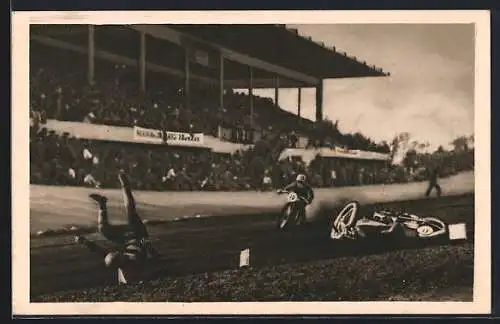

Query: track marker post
left=239, top=248, right=250, bottom=268
left=117, top=267, right=128, bottom=285
left=448, top=223, right=467, bottom=241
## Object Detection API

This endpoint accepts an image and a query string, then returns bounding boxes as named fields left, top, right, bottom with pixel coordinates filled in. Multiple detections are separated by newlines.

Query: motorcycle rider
left=278, top=173, right=315, bottom=224
left=74, top=171, right=160, bottom=271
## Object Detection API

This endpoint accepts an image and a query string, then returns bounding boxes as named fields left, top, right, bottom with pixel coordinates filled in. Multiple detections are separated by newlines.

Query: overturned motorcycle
left=276, top=190, right=312, bottom=230
left=329, top=200, right=468, bottom=242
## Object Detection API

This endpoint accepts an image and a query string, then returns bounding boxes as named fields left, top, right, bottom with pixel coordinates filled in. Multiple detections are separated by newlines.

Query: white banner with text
left=133, top=126, right=205, bottom=147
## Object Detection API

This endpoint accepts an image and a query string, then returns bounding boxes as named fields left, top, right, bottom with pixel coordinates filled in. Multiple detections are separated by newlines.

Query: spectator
left=425, top=165, right=442, bottom=197
left=262, top=170, right=273, bottom=191
left=330, top=169, right=337, bottom=187
left=162, top=166, right=176, bottom=190
left=68, top=167, right=78, bottom=186
left=84, top=173, right=100, bottom=188
left=82, top=146, right=93, bottom=160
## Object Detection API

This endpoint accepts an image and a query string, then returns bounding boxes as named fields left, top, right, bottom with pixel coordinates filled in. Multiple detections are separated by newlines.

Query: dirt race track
left=29, top=171, right=474, bottom=234
left=30, top=193, right=474, bottom=302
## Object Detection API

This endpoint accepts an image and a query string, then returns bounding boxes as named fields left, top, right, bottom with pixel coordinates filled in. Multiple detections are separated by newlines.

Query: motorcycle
left=276, top=189, right=311, bottom=230
left=330, top=201, right=448, bottom=241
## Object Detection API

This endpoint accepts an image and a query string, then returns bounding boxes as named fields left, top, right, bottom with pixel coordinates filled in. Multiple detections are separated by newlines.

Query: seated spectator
left=262, top=170, right=273, bottom=191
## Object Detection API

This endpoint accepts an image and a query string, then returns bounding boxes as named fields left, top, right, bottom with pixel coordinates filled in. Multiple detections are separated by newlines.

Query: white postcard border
left=12, top=10, right=491, bottom=315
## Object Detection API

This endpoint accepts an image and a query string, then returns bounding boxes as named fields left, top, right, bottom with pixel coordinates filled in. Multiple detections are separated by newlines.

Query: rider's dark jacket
left=283, top=181, right=314, bottom=204
left=121, top=237, right=149, bottom=261
left=427, top=166, right=440, bottom=184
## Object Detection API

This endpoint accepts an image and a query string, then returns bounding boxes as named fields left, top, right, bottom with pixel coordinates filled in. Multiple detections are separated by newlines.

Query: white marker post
left=448, top=223, right=467, bottom=241
left=239, top=248, right=250, bottom=268
left=117, top=268, right=128, bottom=285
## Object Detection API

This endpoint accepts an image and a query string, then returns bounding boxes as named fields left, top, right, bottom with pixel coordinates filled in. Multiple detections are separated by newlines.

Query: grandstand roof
left=171, top=24, right=388, bottom=81
left=31, top=24, right=389, bottom=89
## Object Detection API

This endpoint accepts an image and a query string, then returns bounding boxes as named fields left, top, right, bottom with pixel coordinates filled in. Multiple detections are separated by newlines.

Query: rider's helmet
left=104, top=251, right=124, bottom=268
left=296, top=174, right=306, bottom=183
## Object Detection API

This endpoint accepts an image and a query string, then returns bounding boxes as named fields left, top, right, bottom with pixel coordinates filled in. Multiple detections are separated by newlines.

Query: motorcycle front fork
left=296, top=206, right=307, bottom=225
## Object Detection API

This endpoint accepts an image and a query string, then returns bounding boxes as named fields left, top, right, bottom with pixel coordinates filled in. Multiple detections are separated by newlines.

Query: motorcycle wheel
left=277, top=204, right=296, bottom=230
left=415, top=217, right=447, bottom=238
left=330, top=201, right=360, bottom=240
left=333, top=201, right=360, bottom=228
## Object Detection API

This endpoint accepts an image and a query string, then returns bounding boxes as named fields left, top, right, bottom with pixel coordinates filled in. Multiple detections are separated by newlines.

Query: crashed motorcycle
left=330, top=200, right=448, bottom=241
left=276, top=189, right=312, bottom=230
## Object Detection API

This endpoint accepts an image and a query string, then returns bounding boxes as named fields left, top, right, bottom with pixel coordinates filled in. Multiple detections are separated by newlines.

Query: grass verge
left=33, top=242, right=473, bottom=302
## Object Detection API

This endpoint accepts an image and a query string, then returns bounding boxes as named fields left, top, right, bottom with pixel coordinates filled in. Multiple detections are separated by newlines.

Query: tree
left=403, top=149, right=418, bottom=170
left=390, top=132, right=411, bottom=164
left=416, top=142, right=427, bottom=153
left=451, top=136, right=470, bottom=153
left=467, top=135, right=474, bottom=149
left=378, top=141, right=391, bottom=153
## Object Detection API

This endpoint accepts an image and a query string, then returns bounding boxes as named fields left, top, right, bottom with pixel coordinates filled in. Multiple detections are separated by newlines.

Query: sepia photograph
left=12, top=10, right=490, bottom=315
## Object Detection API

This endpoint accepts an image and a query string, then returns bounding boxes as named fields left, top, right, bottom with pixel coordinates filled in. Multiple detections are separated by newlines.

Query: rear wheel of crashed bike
left=417, top=217, right=447, bottom=239
left=277, top=203, right=297, bottom=231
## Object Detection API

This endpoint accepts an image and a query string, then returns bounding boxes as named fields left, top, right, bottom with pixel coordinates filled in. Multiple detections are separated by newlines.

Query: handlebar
left=277, top=189, right=312, bottom=204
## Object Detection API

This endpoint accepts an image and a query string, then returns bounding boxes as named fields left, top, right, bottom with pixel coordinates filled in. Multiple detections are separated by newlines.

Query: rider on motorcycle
left=279, top=173, right=315, bottom=223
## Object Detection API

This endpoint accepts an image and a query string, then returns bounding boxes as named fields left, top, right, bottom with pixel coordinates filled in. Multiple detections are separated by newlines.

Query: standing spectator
left=358, top=167, right=365, bottom=186
left=425, top=164, right=442, bottom=197
left=177, top=166, right=193, bottom=190
left=289, top=131, right=298, bottom=148
left=330, top=168, right=337, bottom=187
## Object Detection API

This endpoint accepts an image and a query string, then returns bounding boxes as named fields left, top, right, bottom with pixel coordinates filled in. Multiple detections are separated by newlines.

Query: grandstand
left=30, top=24, right=399, bottom=191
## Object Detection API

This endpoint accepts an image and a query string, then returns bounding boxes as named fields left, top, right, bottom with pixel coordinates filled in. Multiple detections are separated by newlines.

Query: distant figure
left=425, top=165, right=442, bottom=197
left=75, top=171, right=160, bottom=270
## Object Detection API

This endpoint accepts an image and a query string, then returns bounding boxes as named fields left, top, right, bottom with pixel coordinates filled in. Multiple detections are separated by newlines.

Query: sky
left=245, top=24, right=475, bottom=151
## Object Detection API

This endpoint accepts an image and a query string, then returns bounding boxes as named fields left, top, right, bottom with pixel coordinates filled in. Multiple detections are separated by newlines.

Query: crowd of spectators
left=30, top=117, right=397, bottom=191
left=31, top=118, right=473, bottom=192
left=29, top=41, right=474, bottom=192
left=29, top=41, right=318, bottom=144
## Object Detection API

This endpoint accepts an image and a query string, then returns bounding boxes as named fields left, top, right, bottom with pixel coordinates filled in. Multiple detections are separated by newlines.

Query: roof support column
left=297, top=87, right=302, bottom=119
left=139, top=31, right=147, bottom=93
left=315, top=80, right=323, bottom=121
left=274, top=75, right=280, bottom=110
left=87, top=25, right=95, bottom=86
left=219, top=52, right=224, bottom=111
left=249, top=66, right=254, bottom=128
left=184, top=48, right=191, bottom=111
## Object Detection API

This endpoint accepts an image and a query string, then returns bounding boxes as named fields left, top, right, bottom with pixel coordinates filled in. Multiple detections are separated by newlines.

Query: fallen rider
left=74, top=171, right=160, bottom=276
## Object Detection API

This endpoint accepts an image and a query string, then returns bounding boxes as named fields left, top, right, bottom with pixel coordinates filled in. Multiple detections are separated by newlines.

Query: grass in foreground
left=34, top=242, right=473, bottom=302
